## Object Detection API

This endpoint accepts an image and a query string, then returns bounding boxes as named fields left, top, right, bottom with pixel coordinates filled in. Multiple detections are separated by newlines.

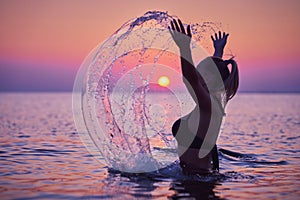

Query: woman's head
left=197, top=56, right=239, bottom=101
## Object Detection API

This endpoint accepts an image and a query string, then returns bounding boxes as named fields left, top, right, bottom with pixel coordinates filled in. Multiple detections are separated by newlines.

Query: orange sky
left=0, top=0, right=299, bottom=91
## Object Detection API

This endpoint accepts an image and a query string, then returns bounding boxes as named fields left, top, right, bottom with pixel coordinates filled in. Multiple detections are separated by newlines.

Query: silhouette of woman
left=169, top=19, right=239, bottom=174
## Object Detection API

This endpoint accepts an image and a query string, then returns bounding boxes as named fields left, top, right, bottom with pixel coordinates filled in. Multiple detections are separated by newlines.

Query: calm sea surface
left=0, top=93, right=299, bottom=199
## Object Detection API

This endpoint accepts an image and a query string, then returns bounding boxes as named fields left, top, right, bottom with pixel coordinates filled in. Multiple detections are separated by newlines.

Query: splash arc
left=72, top=11, right=226, bottom=173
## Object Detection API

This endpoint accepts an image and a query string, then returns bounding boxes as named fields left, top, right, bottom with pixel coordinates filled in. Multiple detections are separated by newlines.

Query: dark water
left=0, top=93, right=299, bottom=199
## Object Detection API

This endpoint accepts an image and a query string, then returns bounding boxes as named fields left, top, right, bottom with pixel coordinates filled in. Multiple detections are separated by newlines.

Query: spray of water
left=73, top=11, right=225, bottom=173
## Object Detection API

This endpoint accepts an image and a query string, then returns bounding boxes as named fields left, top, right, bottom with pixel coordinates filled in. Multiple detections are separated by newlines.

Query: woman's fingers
left=171, top=21, right=175, bottom=31
left=211, top=35, right=215, bottom=41
left=178, top=19, right=186, bottom=34
left=212, top=32, right=229, bottom=40
left=223, top=32, right=229, bottom=39
left=170, top=18, right=191, bottom=38
left=225, top=33, right=229, bottom=39
left=173, top=19, right=180, bottom=32
left=187, top=25, right=192, bottom=37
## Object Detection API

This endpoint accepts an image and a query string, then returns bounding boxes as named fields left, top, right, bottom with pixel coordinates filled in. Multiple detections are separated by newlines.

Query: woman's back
left=172, top=95, right=224, bottom=174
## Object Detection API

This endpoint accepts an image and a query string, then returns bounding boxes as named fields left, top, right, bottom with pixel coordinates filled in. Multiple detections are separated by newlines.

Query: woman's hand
left=211, top=31, right=229, bottom=58
left=169, top=19, right=192, bottom=50
left=211, top=31, right=229, bottom=50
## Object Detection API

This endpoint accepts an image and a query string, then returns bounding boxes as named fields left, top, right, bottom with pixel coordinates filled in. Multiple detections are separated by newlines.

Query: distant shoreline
left=0, top=91, right=299, bottom=94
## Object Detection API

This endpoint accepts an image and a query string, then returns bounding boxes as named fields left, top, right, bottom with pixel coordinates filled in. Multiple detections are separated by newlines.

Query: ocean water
left=0, top=92, right=299, bottom=199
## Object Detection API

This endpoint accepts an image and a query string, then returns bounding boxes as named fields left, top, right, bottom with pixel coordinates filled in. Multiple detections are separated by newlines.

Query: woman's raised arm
left=169, top=19, right=210, bottom=110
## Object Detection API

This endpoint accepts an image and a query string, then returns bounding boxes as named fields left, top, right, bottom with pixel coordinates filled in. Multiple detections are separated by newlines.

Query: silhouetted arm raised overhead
left=169, top=19, right=210, bottom=110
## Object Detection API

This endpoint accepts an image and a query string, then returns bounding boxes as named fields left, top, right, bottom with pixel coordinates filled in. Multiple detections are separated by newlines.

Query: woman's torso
left=172, top=96, right=225, bottom=174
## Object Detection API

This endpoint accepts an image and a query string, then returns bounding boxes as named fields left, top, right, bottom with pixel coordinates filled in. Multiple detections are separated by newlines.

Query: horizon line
left=0, top=90, right=299, bottom=94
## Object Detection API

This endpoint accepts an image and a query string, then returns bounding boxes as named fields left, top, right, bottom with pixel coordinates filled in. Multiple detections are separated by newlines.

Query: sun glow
left=158, top=76, right=170, bottom=87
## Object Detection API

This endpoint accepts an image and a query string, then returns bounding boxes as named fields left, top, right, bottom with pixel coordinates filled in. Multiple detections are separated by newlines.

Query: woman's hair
left=211, top=56, right=239, bottom=101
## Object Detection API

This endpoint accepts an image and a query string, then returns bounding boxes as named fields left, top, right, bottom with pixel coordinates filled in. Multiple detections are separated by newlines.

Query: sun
left=158, top=76, right=170, bottom=87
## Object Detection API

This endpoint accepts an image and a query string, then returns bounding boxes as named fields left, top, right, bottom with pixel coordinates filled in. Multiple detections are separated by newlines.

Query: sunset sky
left=0, top=0, right=299, bottom=92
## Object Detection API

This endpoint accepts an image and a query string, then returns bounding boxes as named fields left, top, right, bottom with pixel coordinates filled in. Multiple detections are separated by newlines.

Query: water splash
left=73, top=10, right=223, bottom=173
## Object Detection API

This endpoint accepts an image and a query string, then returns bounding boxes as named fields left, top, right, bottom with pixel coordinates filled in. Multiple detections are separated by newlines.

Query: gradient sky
left=0, top=0, right=299, bottom=92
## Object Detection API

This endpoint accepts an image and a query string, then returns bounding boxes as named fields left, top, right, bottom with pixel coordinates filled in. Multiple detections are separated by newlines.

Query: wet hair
left=211, top=56, right=239, bottom=101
